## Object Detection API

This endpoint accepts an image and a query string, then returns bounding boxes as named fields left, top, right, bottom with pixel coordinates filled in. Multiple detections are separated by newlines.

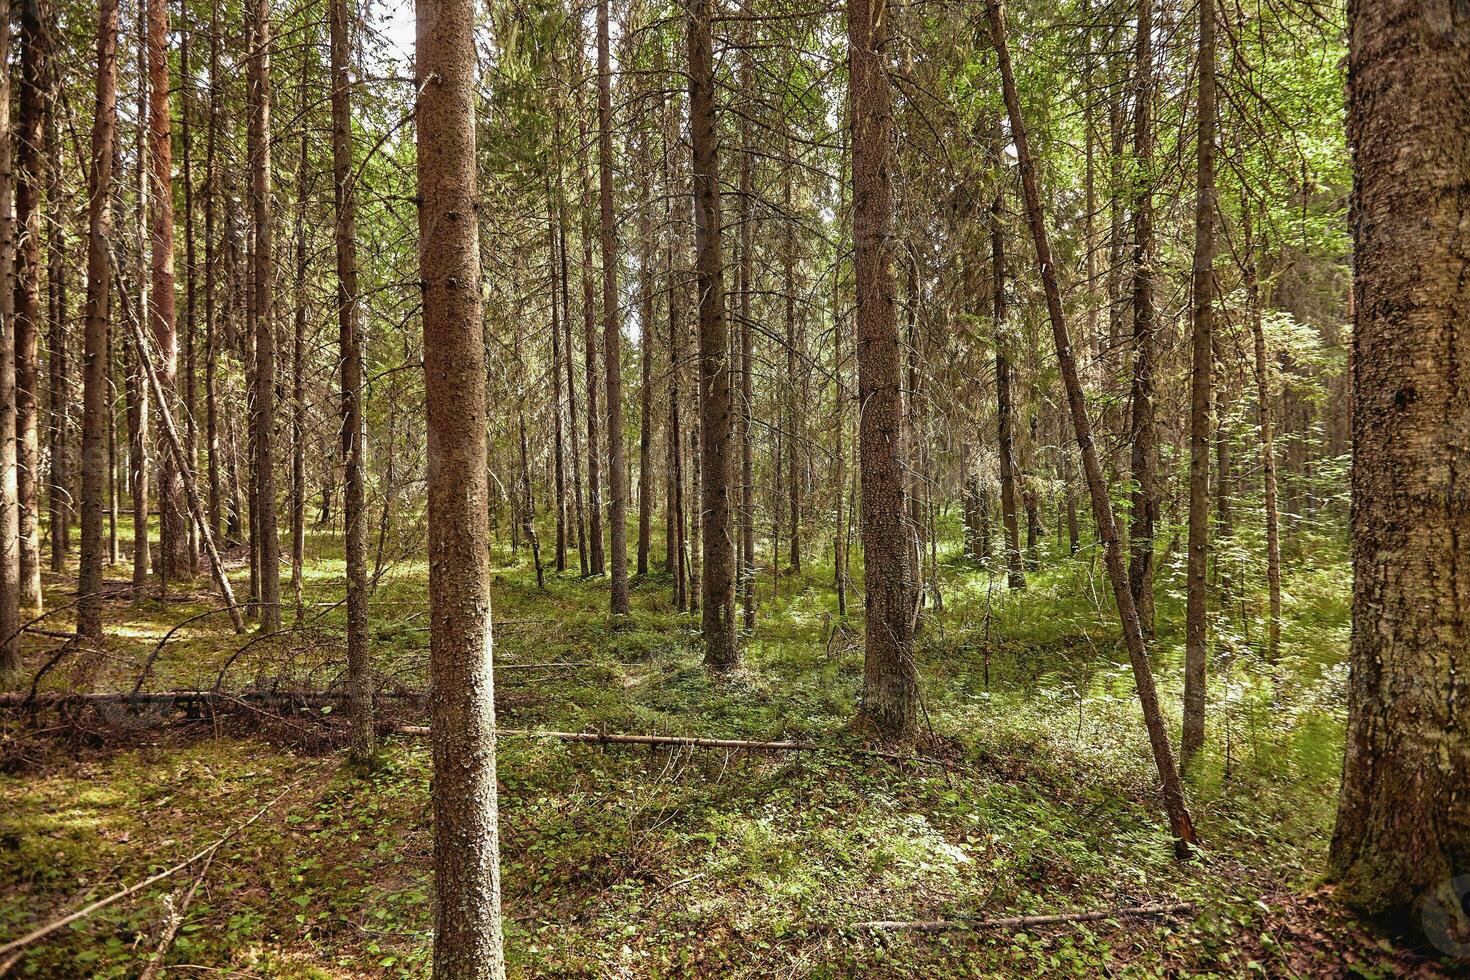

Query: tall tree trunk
left=597, top=0, right=629, bottom=615
left=737, top=44, right=756, bottom=629
left=688, top=0, right=736, bottom=669
left=147, top=0, right=187, bottom=587
left=832, top=128, right=848, bottom=617
left=1245, top=210, right=1281, bottom=662
left=848, top=0, right=918, bottom=741
left=548, top=188, right=568, bottom=574
left=782, top=154, right=802, bottom=574
left=557, top=167, right=587, bottom=577
left=181, top=28, right=199, bottom=577
left=0, top=0, right=22, bottom=677
left=664, top=127, right=688, bottom=614
left=249, top=0, right=281, bottom=632
left=330, top=0, right=374, bottom=765
left=417, top=0, right=505, bottom=967
left=1181, top=0, right=1216, bottom=769
left=128, top=38, right=151, bottom=592
left=635, top=125, right=654, bottom=579
left=985, top=0, right=1196, bottom=857
left=577, top=112, right=604, bottom=578
left=45, top=61, right=69, bottom=574
left=14, top=0, right=44, bottom=614
left=204, top=0, right=221, bottom=543
left=75, top=0, right=119, bottom=649
left=290, top=71, right=309, bottom=623
left=1331, top=0, right=1470, bottom=933
left=992, top=146, right=1024, bottom=591
left=1126, top=0, right=1158, bottom=637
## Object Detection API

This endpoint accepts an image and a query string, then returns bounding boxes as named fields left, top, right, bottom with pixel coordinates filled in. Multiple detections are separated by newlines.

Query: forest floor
left=0, top=517, right=1459, bottom=977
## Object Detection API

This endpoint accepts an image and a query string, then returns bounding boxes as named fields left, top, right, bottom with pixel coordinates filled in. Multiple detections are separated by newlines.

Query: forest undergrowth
left=0, top=517, right=1449, bottom=977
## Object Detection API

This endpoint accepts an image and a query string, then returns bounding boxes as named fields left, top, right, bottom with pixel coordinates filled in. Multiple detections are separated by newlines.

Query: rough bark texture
left=687, top=0, right=737, bottom=670
left=416, top=0, right=506, bottom=968
left=597, top=0, right=629, bottom=615
left=1181, top=0, right=1216, bottom=768
left=1330, top=0, right=1470, bottom=935
left=147, top=0, right=188, bottom=585
left=15, top=0, right=44, bottom=613
left=0, top=0, right=23, bottom=678
left=849, top=0, right=918, bottom=741
left=985, top=0, right=1196, bottom=857
left=992, top=141, right=1024, bottom=592
left=577, top=110, right=604, bottom=578
left=332, top=0, right=374, bottom=763
left=738, top=44, right=756, bottom=630
left=1126, top=0, right=1158, bottom=638
left=249, top=0, right=281, bottom=632
left=45, top=69, right=68, bottom=574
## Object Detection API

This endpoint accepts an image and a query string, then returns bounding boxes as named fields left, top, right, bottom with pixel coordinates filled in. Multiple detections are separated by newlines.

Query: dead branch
left=841, top=902, right=1194, bottom=934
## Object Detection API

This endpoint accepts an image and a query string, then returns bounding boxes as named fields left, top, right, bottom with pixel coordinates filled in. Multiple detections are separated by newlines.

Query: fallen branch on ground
left=839, top=902, right=1194, bottom=934
left=390, top=725, right=952, bottom=768
left=0, top=779, right=305, bottom=964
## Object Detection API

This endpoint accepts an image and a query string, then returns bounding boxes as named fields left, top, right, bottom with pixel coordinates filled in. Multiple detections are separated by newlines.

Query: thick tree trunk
left=416, top=0, right=506, bottom=965
left=248, top=0, right=281, bottom=632
left=1181, top=0, right=1216, bottom=769
left=1331, top=0, right=1470, bottom=933
left=15, top=0, right=44, bottom=614
left=848, top=0, right=918, bottom=741
left=1126, top=0, right=1158, bottom=638
left=0, top=0, right=23, bottom=677
left=688, top=0, right=737, bottom=670
left=597, top=0, right=629, bottom=615
left=329, top=0, right=374, bottom=765
left=985, top=0, right=1196, bottom=857
left=75, top=0, right=119, bottom=649
left=147, top=0, right=187, bottom=587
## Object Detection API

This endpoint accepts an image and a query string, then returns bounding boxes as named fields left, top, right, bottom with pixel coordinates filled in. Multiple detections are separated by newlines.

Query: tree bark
left=330, top=0, right=374, bottom=765
left=76, top=0, right=119, bottom=647
left=597, top=0, right=630, bottom=615
left=15, top=0, right=44, bottom=614
left=45, top=59, right=69, bottom=575
left=1181, top=0, right=1216, bottom=769
left=848, top=0, right=918, bottom=741
left=548, top=186, right=568, bottom=574
left=1245, top=210, right=1281, bottom=662
left=985, top=0, right=1196, bottom=857
left=0, top=0, right=24, bottom=679
left=577, top=109, right=604, bottom=577
left=992, top=138, right=1024, bottom=592
left=417, top=0, right=506, bottom=965
left=688, top=0, right=737, bottom=670
left=1329, top=0, right=1469, bottom=932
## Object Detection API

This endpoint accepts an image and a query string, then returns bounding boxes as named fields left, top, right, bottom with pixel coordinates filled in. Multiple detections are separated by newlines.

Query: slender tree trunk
left=993, top=148, right=1024, bottom=591
left=1246, top=212, right=1281, bottom=662
left=74, top=0, right=119, bottom=650
left=418, top=0, right=506, bottom=964
left=1330, top=0, right=1470, bottom=928
left=985, top=0, right=1196, bottom=857
left=45, top=65, right=69, bottom=574
left=147, top=0, right=187, bottom=587
left=1181, top=0, right=1216, bottom=768
left=597, top=0, right=629, bottom=615
left=688, top=0, right=736, bottom=669
left=330, top=0, right=374, bottom=765
left=14, top=0, right=44, bottom=614
left=249, top=0, right=281, bottom=632
left=0, top=0, right=20, bottom=676
left=290, top=72, right=309, bottom=623
left=849, top=0, right=918, bottom=741
left=127, top=49, right=150, bottom=591
left=665, top=135, right=688, bottom=614
left=577, top=111, right=604, bottom=578
left=205, top=1, right=221, bottom=543
left=635, top=127, right=654, bottom=579
left=738, top=54, right=756, bottom=629
left=181, top=29, right=200, bottom=577
left=782, top=155, right=802, bottom=575
left=548, top=188, right=568, bottom=574
left=832, top=128, right=848, bottom=617
left=557, top=175, right=587, bottom=577
left=1126, top=0, right=1158, bottom=637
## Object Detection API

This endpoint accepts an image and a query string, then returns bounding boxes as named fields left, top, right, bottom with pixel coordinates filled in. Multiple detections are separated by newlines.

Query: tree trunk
left=577, top=111, right=604, bottom=578
left=330, top=0, right=374, bottom=765
left=204, top=1, right=221, bottom=544
left=832, top=127, right=848, bottom=617
left=635, top=126, right=654, bottom=579
left=1126, top=0, right=1158, bottom=638
left=181, top=29, right=199, bottom=578
left=848, top=0, right=918, bottom=741
left=985, top=0, right=1196, bottom=857
left=45, top=62, right=69, bottom=574
left=597, top=0, right=629, bottom=615
left=993, top=146, right=1024, bottom=591
left=1181, top=0, right=1216, bottom=769
left=290, top=71, right=309, bottom=623
left=147, top=0, right=187, bottom=587
left=15, top=0, right=44, bottom=614
left=688, top=0, right=737, bottom=669
left=0, top=0, right=23, bottom=676
left=417, top=0, right=506, bottom=965
left=248, top=0, right=281, bottom=632
left=548, top=188, right=568, bottom=574
left=74, top=0, right=119, bottom=649
left=1245, top=210, right=1280, bottom=662
left=1330, top=0, right=1470, bottom=934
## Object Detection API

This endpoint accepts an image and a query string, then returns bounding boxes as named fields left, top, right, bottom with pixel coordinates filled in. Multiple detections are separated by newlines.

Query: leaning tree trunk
left=1329, top=0, right=1470, bottom=935
left=330, top=0, right=374, bottom=764
left=687, top=0, right=737, bottom=670
left=848, top=0, right=918, bottom=741
left=1181, top=0, right=1216, bottom=769
left=597, top=0, right=629, bottom=615
left=985, top=0, right=1196, bottom=858
left=416, top=0, right=506, bottom=968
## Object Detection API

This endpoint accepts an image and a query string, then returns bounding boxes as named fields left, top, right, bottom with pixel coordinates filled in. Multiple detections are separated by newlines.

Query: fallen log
left=390, top=725, right=952, bottom=768
left=842, top=902, right=1194, bottom=934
